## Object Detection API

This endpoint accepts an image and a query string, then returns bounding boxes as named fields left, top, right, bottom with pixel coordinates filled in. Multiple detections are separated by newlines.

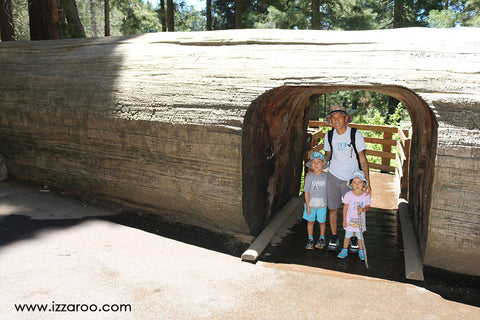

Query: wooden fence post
left=382, top=131, right=393, bottom=172
left=401, top=138, right=411, bottom=199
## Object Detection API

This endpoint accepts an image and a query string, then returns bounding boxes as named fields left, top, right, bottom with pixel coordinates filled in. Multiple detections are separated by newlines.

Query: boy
left=324, top=105, right=371, bottom=251
left=303, top=151, right=328, bottom=250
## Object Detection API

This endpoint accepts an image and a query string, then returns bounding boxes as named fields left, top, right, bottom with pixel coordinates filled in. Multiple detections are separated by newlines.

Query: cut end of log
left=241, top=249, right=259, bottom=262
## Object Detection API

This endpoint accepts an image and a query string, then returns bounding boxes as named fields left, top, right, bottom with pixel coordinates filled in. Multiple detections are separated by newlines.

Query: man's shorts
left=303, top=205, right=327, bottom=223
left=327, top=172, right=350, bottom=210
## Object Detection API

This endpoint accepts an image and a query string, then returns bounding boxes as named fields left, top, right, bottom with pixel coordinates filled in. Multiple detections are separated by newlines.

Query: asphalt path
left=1, top=180, right=479, bottom=319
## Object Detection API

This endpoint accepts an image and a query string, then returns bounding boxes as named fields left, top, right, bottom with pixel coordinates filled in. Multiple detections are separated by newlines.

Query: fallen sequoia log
left=0, top=28, right=479, bottom=276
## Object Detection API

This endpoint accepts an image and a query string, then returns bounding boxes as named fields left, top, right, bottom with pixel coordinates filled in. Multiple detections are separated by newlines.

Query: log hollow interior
left=242, top=85, right=437, bottom=255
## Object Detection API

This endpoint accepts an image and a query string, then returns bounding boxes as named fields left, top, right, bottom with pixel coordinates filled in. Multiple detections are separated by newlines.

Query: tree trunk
left=311, top=0, right=320, bottom=29
left=234, top=0, right=242, bottom=29
left=0, top=0, right=15, bottom=41
left=167, top=0, right=174, bottom=31
left=0, top=29, right=478, bottom=275
left=393, top=0, right=404, bottom=28
left=159, top=0, right=166, bottom=32
left=104, top=0, right=110, bottom=36
left=89, top=0, right=98, bottom=37
left=206, top=0, right=211, bottom=31
left=60, top=0, right=85, bottom=37
left=28, top=0, right=60, bottom=40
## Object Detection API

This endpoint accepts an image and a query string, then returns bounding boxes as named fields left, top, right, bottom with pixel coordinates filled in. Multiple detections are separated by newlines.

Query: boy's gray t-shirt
left=304, top=172, right=327, bottom=209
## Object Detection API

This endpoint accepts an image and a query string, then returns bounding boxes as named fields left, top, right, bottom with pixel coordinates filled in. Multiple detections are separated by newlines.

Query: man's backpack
left=327, top=127, right=362, bottom=170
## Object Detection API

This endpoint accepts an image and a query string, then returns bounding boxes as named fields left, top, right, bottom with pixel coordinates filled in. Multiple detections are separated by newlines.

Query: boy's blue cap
left=310, top=151, right=325, bottom=161
left=306, top=151, right=325, bottom=168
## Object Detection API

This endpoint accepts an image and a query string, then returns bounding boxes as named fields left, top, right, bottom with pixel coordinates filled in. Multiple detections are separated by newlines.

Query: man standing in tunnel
left=324, top=105, right=372, bottom=251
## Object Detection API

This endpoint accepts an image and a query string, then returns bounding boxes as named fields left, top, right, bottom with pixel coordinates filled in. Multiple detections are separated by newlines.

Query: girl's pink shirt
left=343, top=190, right=371, bottom=232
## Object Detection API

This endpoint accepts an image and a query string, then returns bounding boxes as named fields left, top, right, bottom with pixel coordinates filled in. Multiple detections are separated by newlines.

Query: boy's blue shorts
left=303, top=205, right=327, bottom=223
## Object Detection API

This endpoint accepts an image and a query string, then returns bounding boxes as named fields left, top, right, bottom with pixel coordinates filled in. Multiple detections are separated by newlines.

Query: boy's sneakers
left=315, top=238, right=326, bottom=249
left=349, top=236, right=359, bottom=253
left=305, top=239, right=314, bottom=250
left=328, top=235, right=339, bottom=251
left=337, top=248, right=348, bottom=259
left=358, top=250, right=365, bottom=261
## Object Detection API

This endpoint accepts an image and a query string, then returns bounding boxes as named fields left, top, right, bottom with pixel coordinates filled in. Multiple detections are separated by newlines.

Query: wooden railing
left=306, top=121, right=411, bottom=197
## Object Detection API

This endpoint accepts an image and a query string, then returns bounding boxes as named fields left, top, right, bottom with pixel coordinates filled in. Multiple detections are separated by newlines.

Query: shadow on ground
left=101, top=211, right=250, bottom=257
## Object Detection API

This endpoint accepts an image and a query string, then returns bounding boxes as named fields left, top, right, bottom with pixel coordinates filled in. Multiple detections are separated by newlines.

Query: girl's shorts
left=303, top=205, right=327, bottom=223
left=345, top=230, right=363, bottom=239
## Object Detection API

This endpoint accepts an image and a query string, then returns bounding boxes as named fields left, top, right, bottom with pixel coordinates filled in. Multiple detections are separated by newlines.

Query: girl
left=337, top=171, right=371, bottom=260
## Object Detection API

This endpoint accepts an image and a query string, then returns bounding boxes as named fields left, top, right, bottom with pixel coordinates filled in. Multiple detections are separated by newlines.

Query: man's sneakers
left=349, top=236, right=360, bottom=253
left=327, top=235, right=339, bottom=251
left=305, top=239, right=314, bottom=250
left=315, top=238, right=326, bottom=249
left=337, top=248, right=348, bottom=259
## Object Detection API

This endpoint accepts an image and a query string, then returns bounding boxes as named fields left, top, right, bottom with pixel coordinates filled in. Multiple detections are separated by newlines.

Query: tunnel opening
left=242, top=85, right=438, bottom=261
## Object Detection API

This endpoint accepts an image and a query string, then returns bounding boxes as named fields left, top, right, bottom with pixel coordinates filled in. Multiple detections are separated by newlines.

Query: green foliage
left=174, top=2, right=206, bottom=31
left=428, top=9, right=459, bottom=27
left=388, top=103, right=410, bottom=127
left=211, top=0, right=235, bottom=29
left=255, top=0, right=311, bottom=29
left=428, top=0, right=480, bottom=27
left=316, top=90, right=403, bottom=124
left=112, top=0, right=161, bottom=34
left=313, top=90, right=410, bottom=168
left=321, top=0, right=381, bottom=30
left=320, top=90, right=411, bottom=129
left=76, top=0, right=103, bottom=37
left=77, top=0, right=122, bottom=37
left=6, top=0, right=480, bottom=39
left=249, top=0, right=382, bottom=30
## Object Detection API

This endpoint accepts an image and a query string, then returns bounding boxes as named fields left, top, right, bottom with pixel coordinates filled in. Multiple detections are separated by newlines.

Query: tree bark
left=0, top=0, right=15, bottom=41
left=311, top=0, right=320, bottom=29
left=28, top=0, right=60, bottom=40
left=393, top=0, right=404, bottom=28
left=159, top=0, right=166, bottom=32
left=104, top=0, right=110, bottom=36
left=167, top=0, right=174, bottom=31
left=234, top=0, right=242, bottom=29
left=206, top=0, right=211, bottom=31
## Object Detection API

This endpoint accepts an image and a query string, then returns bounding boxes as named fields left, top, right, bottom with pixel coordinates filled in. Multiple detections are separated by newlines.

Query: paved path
left=1, top=181, right=479, bottom=319
left=368, top=171, right=398, bottom=210
left=263, top=171, right=404, bottom=281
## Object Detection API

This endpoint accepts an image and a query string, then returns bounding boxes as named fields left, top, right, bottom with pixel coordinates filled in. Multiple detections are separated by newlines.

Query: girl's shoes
left=338, top=248, right=365, bottom=261
left=358, top=250, right=365, bottom=261
left=337, top=248, right=348, bottom=259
